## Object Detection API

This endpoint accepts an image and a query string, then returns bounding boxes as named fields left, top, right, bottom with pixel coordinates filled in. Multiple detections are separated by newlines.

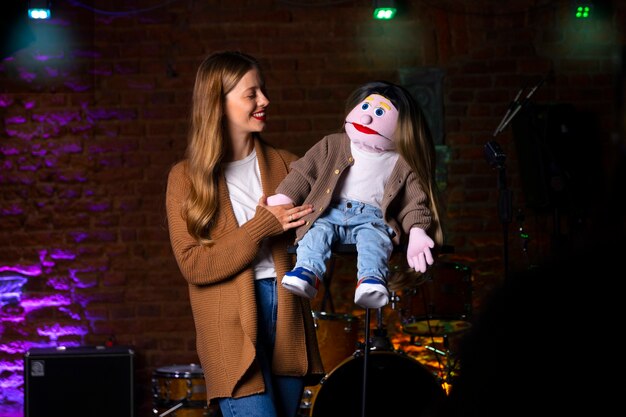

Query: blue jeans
left=218, top=278, right=304, bottom=417
left=295, top=199, right=394, bottom=281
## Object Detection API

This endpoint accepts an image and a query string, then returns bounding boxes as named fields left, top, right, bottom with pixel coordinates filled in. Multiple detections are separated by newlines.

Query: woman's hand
left=258, top=195, right=313, bottom=231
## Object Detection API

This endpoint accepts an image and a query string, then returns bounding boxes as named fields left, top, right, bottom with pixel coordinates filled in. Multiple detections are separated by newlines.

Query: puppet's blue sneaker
left=282, top=267, right=320, bottom=299
left=354, top=277, right=389, bottom=309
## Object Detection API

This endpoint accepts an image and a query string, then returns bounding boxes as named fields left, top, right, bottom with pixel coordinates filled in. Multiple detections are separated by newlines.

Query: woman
left=166, top=51, right=324, bottom=417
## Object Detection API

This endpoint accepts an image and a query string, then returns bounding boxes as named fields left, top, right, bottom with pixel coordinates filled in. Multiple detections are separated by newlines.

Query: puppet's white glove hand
left=267, top=193, right=294, bottom=206
left=407, top=227, right=435, bottom=273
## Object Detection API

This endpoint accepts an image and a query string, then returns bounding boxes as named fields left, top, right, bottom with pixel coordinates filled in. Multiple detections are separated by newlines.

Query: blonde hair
left=343, top=81, right=444, bottom=246
left=184, top=51, right=264, bottom=245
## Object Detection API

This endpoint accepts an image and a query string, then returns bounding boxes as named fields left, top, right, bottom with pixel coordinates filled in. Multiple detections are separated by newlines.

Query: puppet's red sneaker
left=354, top=277, right=389, bottom=309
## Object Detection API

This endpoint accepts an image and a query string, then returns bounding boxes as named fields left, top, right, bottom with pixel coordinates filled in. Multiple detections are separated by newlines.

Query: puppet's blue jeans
left=218, top=278, right=304, bottom=417
left=294, top=199, right=395, bottom=282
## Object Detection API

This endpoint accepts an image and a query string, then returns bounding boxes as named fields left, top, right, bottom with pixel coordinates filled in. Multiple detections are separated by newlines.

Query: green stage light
left=575, top=6, right=590, bottom=18
left=573, top=1, right=593, bottom=19
left=373, top=0, right=397, bottom=20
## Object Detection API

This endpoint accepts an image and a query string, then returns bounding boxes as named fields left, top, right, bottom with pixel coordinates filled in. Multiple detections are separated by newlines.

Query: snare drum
left=399, top=262, right=472, bottom=335
left=152, top=364, right=218, bottom=417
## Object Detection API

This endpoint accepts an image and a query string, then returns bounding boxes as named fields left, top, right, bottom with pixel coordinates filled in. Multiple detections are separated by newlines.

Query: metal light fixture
left=373, top=0, right=397, bottom=20
left=28, top=0, right=52, bottom=20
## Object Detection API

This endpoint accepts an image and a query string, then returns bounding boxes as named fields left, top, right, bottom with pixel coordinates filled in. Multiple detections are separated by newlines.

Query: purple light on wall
left=50, top=141, right=82, bottom=155
left=68, top=232, right=88, bottom=242
left=0, top=145, right=20, bottom=156
left=17, top=67, right=37, bottom=82
left=57, top=172, right=87, bottom=182
left=39, top=249, right=56, bottom=268
left=19, top=294, right=72, bottom=315
left=63, top=80, right=91, bottom=92
left=0, top=359, right=23, bottom=405
left=0, top=341, right=31, bottom=355
left=58, top=307, right=82, bottom=320
left=0, top=95, right=14, bottom=107
left=33, top=110, right=81, bottom=126
left=0, top=265, right=42, bottom=277
left=0, top=205, right=23, bottom=216
left=84, top=107, right=137, bottom=122
left=5, top=116, right=26, bottom=124
left=49, top=249, right=76, bottom=260
left=33, top=51, right=65, bottom=62
left=0, top=274, right=27, bottom=308
left=45, top=66, right=59, bottom=77
left=17, top=160, right=40, bottom=172
left=32, top=147, right=47, bottom=156
left=37, top=323, right=88, bottom=340
left=4, top=127, right=39, bottom=140
left=88, top=202, right=111, bottom=212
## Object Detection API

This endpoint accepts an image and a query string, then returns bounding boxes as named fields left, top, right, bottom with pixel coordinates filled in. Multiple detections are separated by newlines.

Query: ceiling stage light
left=573, top=1, right=593, bottom=19
left=28, top=0, right=51, bottom=20
left=373, top=0, right=397, bottom=20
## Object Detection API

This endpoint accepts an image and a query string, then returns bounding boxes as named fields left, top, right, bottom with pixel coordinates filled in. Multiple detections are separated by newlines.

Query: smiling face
left=344, top=94, right=399, bottom=152
left=224, top=68, right=269, bottom=140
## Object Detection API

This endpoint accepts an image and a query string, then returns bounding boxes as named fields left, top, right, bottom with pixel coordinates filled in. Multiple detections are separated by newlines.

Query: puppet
left=267, top=81, right=442, bottom=309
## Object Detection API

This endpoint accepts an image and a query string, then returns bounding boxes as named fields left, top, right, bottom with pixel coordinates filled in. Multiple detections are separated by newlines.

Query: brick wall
left=1, top=0, right=624, bottom=415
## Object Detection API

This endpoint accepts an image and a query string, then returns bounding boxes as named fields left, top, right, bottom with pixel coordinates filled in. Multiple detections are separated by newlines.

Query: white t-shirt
left=223, top=150, right=276, bottom=280
left=336, top=142, right=399, bottom=208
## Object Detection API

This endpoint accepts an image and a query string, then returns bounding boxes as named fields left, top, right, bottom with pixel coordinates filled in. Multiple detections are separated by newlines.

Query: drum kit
left=299, top=259, right=473, bottom=417
left=150, top=258, right=472, bottom=417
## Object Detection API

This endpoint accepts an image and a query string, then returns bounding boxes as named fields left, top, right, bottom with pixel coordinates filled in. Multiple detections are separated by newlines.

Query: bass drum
left=311, top=351, right=446, bottom=417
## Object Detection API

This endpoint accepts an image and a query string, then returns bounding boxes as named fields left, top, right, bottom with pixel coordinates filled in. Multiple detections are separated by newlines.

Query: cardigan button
left=334, top=169, right=340, bottom=174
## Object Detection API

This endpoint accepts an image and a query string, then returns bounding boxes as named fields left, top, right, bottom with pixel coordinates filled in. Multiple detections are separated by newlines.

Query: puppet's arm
left=267, top=193, right=294, bottom=206
left=407, top=227, right=435, bottom=273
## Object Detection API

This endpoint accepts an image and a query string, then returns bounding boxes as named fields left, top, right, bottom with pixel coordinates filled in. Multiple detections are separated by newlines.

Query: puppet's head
left=344, top=81, right=419, bottom=154
left=345, top=91, right=398, bottom=153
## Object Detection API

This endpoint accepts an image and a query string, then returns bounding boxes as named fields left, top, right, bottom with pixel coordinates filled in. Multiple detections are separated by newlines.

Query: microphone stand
left=484, top=141, right=512, bottom=281
left=486, top=76, right=545, bottom=281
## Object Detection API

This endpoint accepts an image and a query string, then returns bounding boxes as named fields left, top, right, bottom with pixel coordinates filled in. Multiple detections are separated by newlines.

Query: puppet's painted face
left=345, top=94, right=398, bottom=153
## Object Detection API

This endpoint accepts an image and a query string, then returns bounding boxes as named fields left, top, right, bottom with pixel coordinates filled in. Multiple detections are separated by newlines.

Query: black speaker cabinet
left=24, top=345, right=135, bottom=417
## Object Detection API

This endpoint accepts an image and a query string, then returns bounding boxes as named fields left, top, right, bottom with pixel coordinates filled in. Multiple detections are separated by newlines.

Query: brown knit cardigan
left=165, top=139, right=324, bottom=403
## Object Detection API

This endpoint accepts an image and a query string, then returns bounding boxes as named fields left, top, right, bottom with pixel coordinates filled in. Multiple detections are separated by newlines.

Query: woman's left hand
left=258, top=195, right=313, bottom=231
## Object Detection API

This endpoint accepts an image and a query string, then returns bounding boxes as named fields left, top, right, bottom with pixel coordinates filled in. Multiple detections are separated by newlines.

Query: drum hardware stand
left=361, top=308, right=371, bottom=417
left=424, top=333, right=459, bottom=388
left=358, top=306, right=395, bottom=417
left=320, top=255, right=337, bottom=313
left=157, top=400, right=185, bottom=417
